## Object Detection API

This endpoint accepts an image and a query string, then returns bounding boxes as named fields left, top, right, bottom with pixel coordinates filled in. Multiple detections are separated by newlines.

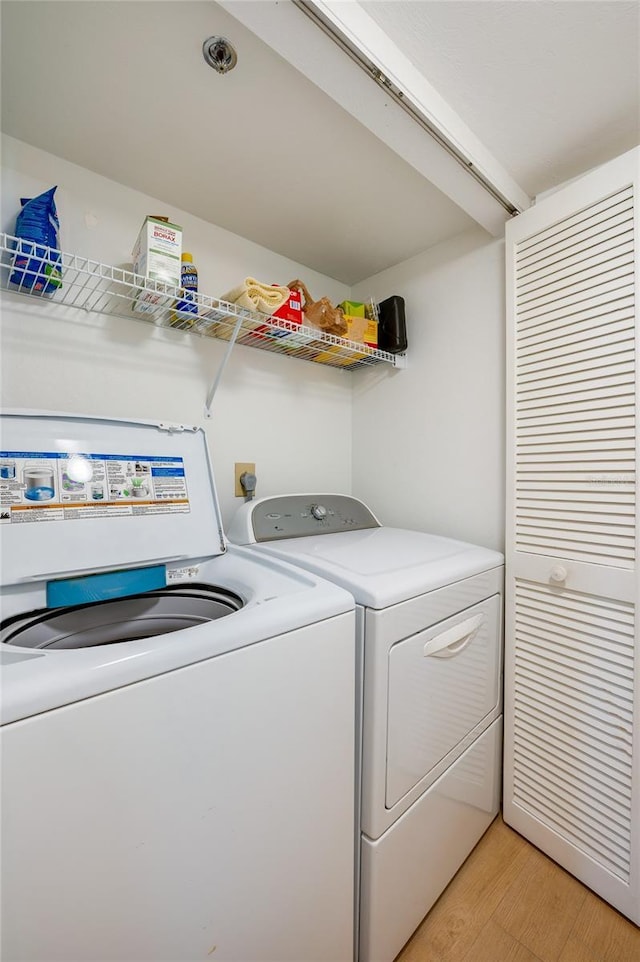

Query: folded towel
left=221, top=278, right=290, bottom=315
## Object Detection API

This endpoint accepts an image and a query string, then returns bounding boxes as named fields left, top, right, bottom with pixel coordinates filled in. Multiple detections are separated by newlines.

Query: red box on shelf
left=237, top=287, right=305, bottom=348
left=270, top=287, right=303, bottom=325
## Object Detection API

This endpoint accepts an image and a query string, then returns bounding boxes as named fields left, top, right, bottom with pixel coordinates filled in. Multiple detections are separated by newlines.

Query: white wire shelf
left=0, top=233, right=406, bottom=373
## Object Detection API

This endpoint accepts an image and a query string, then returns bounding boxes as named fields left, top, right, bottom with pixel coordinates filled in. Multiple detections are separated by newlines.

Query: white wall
left=0, top=136, right=353, bottom=527
left=352, top=229, right=505, bottom=552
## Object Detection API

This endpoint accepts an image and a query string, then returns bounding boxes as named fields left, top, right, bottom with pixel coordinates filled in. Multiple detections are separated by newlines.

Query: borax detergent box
left=132, top=217, right=182, bottom=282
left=132, top=216, right=182, bottom=315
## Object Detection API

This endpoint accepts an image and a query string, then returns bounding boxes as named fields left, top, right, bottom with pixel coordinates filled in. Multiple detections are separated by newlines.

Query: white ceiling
left=1, top=1, right=638, bottom=285
left=360, top=0, right=640, bottom=198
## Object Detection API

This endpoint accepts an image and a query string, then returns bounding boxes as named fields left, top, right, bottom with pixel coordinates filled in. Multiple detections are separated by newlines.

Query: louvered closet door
left=504, top=148, right=639, bottom=924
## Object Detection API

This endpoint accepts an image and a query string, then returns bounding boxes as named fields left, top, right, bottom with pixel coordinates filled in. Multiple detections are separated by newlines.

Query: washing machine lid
left=229, top=495, right=504, bottom=609
left=0, top=411, right=226, bottom=587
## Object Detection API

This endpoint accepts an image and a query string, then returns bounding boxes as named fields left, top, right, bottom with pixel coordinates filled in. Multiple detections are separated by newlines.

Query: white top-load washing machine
left=229, top=494, right=505, bottom=962
left=0, top=413, right=356, bottom=962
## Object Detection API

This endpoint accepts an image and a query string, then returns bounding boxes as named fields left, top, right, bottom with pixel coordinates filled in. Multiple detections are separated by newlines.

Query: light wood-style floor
left=395, top=816, right=640, bottom=962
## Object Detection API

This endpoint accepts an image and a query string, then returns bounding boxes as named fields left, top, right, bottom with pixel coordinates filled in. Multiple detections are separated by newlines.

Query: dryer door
left=386, top=594, right=502, bottom=807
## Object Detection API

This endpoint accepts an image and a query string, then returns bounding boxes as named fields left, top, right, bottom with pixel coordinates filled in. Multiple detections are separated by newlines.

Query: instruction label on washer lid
left=0, top=451, right=190, bottom=523
left=167, top=565, right=201, bottom=583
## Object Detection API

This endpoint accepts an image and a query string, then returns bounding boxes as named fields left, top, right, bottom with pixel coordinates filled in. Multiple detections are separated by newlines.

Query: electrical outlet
left=235, top=462, right=255, bottom=497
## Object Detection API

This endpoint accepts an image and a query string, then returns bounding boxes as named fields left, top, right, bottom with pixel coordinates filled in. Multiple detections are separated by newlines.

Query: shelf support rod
left=204, top=313, right=244, bottom=418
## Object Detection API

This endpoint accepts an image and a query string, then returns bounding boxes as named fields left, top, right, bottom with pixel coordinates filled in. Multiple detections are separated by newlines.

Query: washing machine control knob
left=311, top=504, right=328, bottom=520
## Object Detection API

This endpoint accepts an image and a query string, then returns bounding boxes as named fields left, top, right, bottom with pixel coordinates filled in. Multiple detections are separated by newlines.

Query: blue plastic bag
left=10, top=186, right=62, bottom=294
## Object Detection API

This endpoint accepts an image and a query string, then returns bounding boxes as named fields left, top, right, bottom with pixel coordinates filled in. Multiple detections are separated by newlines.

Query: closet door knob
left=550, top=565, right=568, bottom=583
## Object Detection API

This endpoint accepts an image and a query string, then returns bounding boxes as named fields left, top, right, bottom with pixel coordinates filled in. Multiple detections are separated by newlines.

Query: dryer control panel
left=243, top=495, right=380, bottom=542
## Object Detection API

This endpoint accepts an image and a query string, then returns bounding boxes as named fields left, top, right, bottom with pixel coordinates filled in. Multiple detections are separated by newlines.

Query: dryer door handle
left=423, top=613, right=484, bottom=659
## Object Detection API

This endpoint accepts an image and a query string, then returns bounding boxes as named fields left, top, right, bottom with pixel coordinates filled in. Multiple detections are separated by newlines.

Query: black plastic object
left=377, top=295, right=407, bottom=354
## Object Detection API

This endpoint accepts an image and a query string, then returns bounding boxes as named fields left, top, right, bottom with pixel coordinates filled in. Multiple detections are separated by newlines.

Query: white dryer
left=229, top=494, right=505, bottom=962
left=0, top=414, right=356, bottom=962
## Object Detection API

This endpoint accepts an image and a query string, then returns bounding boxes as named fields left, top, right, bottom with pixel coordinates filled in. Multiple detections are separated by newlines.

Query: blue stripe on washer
left=47, top=565, right=166, bottom=608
